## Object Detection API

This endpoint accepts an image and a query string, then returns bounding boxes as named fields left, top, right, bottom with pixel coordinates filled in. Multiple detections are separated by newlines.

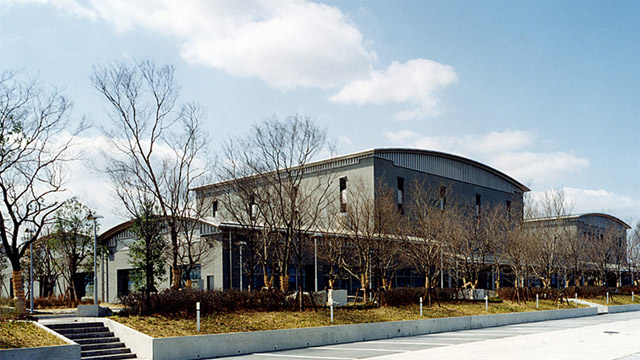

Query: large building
left=193, top=148, right=530, bottom=291
left=525, top=213, right=631, bottom=287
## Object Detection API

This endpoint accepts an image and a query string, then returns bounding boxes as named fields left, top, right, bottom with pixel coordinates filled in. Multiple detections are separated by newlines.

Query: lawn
left=585, top=294, right=640, bottom=306
left=0, top=321, right=67, bottom=349
left=112, top=299, right=582, bottom=338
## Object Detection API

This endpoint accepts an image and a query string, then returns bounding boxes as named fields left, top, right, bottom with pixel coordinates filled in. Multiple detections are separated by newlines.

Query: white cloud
left=331, top=59, right=458, bottom=120
left=9, top=0, right=457, bottom=118
left=384, top=129, right=589, bottom=187
left=16, top=0, right=374, bottom=90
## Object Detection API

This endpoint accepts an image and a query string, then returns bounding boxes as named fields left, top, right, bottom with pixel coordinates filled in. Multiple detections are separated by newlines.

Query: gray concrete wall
left=0, top=344, right=80, bottom=360
left=0, top=321, right=80, bottom=360
left=374, top=156, right=523, bottom=216
left=102, top=318, right=154, bottom=360
left=146, top=307, right=598, bottom=360
left=607, top=304, right=640, bottom=313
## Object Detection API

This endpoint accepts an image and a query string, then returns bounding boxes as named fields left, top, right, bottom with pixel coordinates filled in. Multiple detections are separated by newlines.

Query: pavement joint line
left=382, top=341, right=457, bottom=346
left=407, top=336, right=491, bottom=340
left=253, top=353, right=353, bottom=359
left=317, top=347, right=406, bottom=353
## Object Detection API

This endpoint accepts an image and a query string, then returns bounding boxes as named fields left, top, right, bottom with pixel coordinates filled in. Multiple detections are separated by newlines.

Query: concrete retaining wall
left=0, top=321, right=80, bottom=360
left=607, top=304, right=640, bottom=313
left=147, top=307, right=599, bottom=360
left=101, top=318, right=154, bottom=360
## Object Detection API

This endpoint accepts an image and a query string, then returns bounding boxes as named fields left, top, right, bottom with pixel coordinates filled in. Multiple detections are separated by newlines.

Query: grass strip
left=112, top=299, right=583, bottom=338
left=0, top=321, right=67, bottom=349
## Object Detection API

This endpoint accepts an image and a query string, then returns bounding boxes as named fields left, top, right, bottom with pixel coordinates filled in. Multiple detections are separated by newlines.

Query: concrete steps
left=46, top=322, right=137, bottom=360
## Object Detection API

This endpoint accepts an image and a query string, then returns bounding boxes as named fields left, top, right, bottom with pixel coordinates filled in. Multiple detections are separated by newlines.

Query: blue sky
left=1, top=0, right=638, bottom=229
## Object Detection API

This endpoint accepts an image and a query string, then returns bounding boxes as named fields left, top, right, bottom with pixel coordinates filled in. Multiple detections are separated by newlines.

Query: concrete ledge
left=77, top=305, right=112, bottom=317
left=101, top=318, right=153, bottom=360
left=607, top=304, right=640, bottom=313
left=145, top=307, right=598, bottom=360
left=0, top=321, right=80, bottom=360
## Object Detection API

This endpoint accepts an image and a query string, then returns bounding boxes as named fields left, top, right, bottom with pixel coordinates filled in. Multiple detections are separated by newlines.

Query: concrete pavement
left=218, top=311, right=640, bottom=360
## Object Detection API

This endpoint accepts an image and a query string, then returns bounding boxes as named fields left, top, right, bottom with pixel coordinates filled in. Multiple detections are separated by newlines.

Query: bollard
left=196, top=302, right=200, bottom=332
left=485, top=295, right=488, bottom=311
left=536, top=294, right=539, bottom=309
left=575, top=293, right=578, bottom=307
left=606, top=291, right=609, bottom=305
left=330, top=303, right=334, bottom=323
left=419, top=297, right=423, bottom=316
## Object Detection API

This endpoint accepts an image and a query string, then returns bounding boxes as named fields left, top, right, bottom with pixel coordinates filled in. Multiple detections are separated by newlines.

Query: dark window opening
left=249, top=195, right=257, bottom=219
left=339, top=177, right=348, bottom=213
left=439, top=186, right=447, bottom=210
left=475, top=194, right=481, bottom=216
left=212, top=200, right=218, bottom=217
left=397, top=177, right=404, bottom=214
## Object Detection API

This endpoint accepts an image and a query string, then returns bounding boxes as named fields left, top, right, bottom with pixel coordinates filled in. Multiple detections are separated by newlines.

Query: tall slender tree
left=92, top=61, right=210, bottom=289
left=0, top=70, right=83, bottom=312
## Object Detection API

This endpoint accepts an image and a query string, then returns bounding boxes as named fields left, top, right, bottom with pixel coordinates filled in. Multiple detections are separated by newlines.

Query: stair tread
left=75, top=337, right=121, bottom=345
left=82, top=342, right=126, bottom=351
left=81, top=353, right=136, bottom=360
left=82, top=348, right=131, bottom=356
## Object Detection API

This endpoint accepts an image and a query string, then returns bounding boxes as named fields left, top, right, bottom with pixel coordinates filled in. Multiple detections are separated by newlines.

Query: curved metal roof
left=372, top=148, right=530, bottom=193
left=193, top=147, right=530, bottom=194
left=526, top=212, right=631, bottom=229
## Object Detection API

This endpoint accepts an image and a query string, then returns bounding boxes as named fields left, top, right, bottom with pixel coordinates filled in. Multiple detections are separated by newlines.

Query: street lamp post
left=87, top=214, right=103, bottom=306
left=25, top=228, right=35, bottom=314
left=314, top=237, right=318, bottom=292
left=239, top=241, right=246, bottom=290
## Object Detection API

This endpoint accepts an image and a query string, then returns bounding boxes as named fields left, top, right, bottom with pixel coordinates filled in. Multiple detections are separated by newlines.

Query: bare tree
left=585, top=226, right=624, bottom=287
left=627, top=223, right=640, bottom=286
left=370, top=185, right=404, bottom=293
left=334, top=179, right=402, bottom=302
left=503, top=217, right=535, bottom=302
left=448, top=206, right=494, bottom=291
left=92, top=61, right=210, bottom=289
left=405, top=182, right=452, bottom=292
left=218, top=115, right=333, bottom=291
left=0, top=70, right=82, bottom=312
left=528, top=189, right=573, bottom=288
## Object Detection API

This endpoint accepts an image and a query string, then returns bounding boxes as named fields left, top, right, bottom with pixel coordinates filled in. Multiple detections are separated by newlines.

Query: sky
left=1, top=0, right=638, bottom=231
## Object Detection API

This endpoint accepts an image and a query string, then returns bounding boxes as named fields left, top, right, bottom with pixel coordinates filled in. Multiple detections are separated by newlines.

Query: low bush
left=617, top=285, right=640, bottom=295
left=34, top=295, right=92, bottom=309
left=380, top=287, right=458, bottom=307
left=497, top=286, right=625, bottom=301
left=119, top=289, right=299, bottom=316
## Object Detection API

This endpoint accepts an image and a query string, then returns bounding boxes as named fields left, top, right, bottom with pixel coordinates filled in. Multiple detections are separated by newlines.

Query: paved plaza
left=218, top=311, right=640, bottom=360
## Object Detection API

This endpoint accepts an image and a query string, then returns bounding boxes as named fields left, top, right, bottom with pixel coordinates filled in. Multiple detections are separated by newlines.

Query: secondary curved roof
left=527, top=212, right=631, bottom=230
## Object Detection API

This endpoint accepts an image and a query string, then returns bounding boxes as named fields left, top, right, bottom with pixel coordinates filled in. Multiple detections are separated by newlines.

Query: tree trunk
left=280, top=274, right=289, bottom=291
left=171, top=268, right=182, bottom=289
left=12, top=270, right=26, bottom=314
left=170, top=226, right=181, bottom=289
